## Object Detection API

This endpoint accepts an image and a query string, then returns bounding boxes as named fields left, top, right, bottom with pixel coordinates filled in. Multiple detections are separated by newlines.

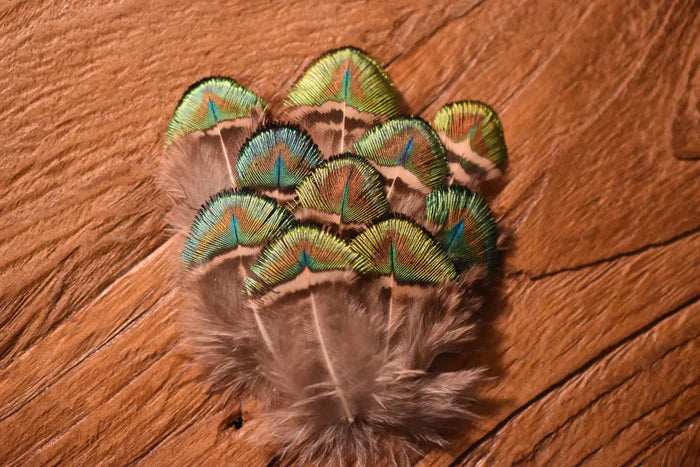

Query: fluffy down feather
left=181, top=257, right=272, bottom=408
left=387, top=183, right=428, bottom=226
left=159, top=134, right=235, bottom=233
left=183, top=265, right=486, bottom=466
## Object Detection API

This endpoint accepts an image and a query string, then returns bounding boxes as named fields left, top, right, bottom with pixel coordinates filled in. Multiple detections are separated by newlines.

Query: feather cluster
left=159, top=46, right=507, bottom=466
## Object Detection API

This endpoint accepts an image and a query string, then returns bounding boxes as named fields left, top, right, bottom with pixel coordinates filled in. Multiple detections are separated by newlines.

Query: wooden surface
left=1, top=0, right=698, bottom=465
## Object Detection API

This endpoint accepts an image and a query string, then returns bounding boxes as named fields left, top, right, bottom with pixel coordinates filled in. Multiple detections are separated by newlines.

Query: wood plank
left=452, top=300, right=699, bottom=465
left=0, top=240, right=178, bottom=421
left=1, top=0, right=697, bottom=464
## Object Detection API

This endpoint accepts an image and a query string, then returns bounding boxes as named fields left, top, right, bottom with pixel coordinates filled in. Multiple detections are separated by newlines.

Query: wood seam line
left=506, top=225, right=700, bottom=282
left=512, top=364, right=662, bottom=464
left=126, top=406, right=220, bottom=466
left=127, top=398, right=277, bottom=467
left=514, top=357, right=699, bottom=466
left=0, top=244, right=80, bottom=332
left=1, top=238, right=176, bottom=370
left=623, top=411, right=700, bottom=466
left=446, top=293, right=700, bottom=466
left=572, top=381, right=699, bottom=467
left=384, top=0, right=486, bottom=70
left=41, top=357, right=214, bottom=467
left=0, top=287, right=179, bottom=425
left=16, top=346, right=179, bottom=466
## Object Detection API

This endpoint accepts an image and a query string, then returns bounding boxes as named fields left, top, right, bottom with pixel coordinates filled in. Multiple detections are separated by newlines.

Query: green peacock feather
left=432, top=101, right=507, bottom=173
left=248, top=225, right=358, bottom=295
left=181, top=190, right=295, bottom=267
left=236, top=124, right=323, bottom=192
left=349, top=217, right=456, bottom=284
left=295, top=154, right=390, bottom=227
left=426, top=187, right=498, bottom=272
left=286, top=46, right=400, bottom=118
left=354, top=117, right=449, bottom=193
left=165, top=77, right=267, bottom=146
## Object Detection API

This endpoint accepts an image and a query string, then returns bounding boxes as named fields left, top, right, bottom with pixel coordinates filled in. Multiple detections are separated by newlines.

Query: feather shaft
left=305, top=269, right=354, bottom=423
left=386, top=177, right=397, bottom=202
left=215, top=119, right=236, bottom=186
left=384, top=274, right=398, bottom=355
left=339, top=92, right=347, bottom=153
left=252, top=306, right=276, bottom=358
left=238, top=254, right=277, bottom=358
left=336, top=64, right=350, bottom=153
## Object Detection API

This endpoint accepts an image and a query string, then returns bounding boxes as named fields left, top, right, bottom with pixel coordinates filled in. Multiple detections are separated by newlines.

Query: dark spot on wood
left=219, top=409, right=243, bottom=431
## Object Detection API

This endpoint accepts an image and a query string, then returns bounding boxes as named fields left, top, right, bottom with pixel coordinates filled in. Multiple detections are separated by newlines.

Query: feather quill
left=160, top=47, right=507, bottom=466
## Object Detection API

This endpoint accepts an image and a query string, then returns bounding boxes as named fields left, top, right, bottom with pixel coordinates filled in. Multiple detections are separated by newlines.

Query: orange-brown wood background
left=1, top=0, right=698, bottom=465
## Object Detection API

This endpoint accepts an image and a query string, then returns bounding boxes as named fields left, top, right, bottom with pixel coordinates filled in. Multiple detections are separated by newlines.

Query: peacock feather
left=236, top=123, right=322, bottom=197
left=354, top=116, right=449, bottom=194
left=426, top=187, right=498, bottom=273
left=248, top=225, right=357, bottom=296
left=294, top=154, right=390, bottom=229
left=432, top=100, right=507, bottom=184
left=350, top=217, right=456, bottom=284
left=159, top=46, right=507, bottom=466
left=181, top=190, right=294, bottom=267
left=165, top=77, right=267, bottom=146
left=284, top=46, right=401, bottom=156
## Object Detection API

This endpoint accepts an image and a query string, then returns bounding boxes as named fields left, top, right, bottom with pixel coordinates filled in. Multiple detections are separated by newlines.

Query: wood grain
left=453, top=300, right=699, bottom=466
left=1, top=0, right=698, bottom=465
